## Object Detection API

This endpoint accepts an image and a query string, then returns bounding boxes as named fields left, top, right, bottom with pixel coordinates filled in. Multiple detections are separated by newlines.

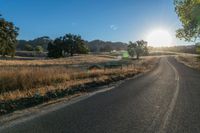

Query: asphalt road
left=1, top=57, right=200, bottom=133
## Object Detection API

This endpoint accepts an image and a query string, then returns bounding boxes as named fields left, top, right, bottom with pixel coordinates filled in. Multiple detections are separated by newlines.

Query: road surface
left=1, top=57, right=200, bottom=133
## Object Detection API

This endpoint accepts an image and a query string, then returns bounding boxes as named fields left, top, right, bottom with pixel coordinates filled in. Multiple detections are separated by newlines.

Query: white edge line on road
left=159, top=58, right=180, bottom=133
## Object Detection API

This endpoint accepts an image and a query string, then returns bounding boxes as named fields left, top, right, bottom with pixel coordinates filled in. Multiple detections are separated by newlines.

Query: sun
left=146, top=29, right=173, bottom=47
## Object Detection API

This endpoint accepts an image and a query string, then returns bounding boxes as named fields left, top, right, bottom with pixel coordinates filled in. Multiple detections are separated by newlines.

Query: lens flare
left=146, top=29, right=173, bottom=47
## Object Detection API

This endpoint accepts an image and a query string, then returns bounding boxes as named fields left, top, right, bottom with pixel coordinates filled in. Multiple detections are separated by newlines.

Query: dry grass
left=0, top=55, right=116, bottom=67
left=0, top=55, right=158, bottom=115
left=176, top=55, right=200, bottom=70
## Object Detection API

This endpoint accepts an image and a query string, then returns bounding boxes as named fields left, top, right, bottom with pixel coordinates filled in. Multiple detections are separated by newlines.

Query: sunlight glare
left=146, top=29, right=173, bottom=47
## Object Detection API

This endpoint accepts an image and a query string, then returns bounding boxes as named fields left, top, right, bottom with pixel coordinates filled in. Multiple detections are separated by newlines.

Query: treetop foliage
left=47, top=33, right=89, bottom=58
left=0, top=14, right=19, bottom=57
left=175, top=0, right=200, bottom=41
left=127, top=40, right=148, bottom=59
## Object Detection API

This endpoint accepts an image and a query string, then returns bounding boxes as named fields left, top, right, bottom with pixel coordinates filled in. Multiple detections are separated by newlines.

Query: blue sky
left=0, top=0, right=192, bottom=45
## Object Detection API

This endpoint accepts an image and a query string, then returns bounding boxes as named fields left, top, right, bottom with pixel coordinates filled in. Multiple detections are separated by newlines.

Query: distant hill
left=17, top=37, right=197, bottom=54
left=86, top=40, right=127, bottom=52
left=17, top=36, right=52, bottom=51
left=150, top=45, right=197, bottom=54
left=17, top=38, right=128, bottom=52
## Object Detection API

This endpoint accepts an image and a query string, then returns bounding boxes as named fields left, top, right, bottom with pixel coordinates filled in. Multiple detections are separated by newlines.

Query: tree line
left=17, top=36, right=51, bottom=52
left=17, top=39, right=127, bottom=53
left=0, top=13, right=148, bottom=59
left=0, top=13, right=149, bottom=60
left=0, top=14, right=89, bottom=58
left=1, top=1, right=200, bottom=58
left=0, top=13, right=150, bottom=59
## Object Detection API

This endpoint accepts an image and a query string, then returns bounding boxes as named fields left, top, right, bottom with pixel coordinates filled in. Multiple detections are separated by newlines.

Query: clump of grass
left=0, top=67, right=75, bottom=93
left=176, top=55, right=200, bottom=70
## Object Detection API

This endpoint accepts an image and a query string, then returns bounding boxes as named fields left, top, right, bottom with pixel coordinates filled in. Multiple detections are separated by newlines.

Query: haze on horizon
left=0, top=0, right=193, bottom=46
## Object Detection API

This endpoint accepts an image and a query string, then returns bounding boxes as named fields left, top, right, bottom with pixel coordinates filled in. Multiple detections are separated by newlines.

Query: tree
left=63, top=34, right=77, bottom=56
left=47, top=41, right=63, bottom=58
left=24, top=44, right=34, bottom=51
left=62, top=34, right=89, bottom=56
left=0, top=14, right=19, bottom=57
left=128, top=40, right=148, bottom=59
left=174, top=0, right=200, bottom=41
left=127, top=43, right=135, bottom=58
left=77, top=42, right=89, bottom=54
left=47, top=34, right=89, bottom=58
left=35, top=45, right=43, bottom=52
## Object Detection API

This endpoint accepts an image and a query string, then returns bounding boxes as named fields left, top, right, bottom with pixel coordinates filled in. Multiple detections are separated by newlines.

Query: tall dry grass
left=0, top=66, right=76, bottom=93
left=176, top=55, right=200, bottom=70
left=0, top=55, right=116, bottom=67
left=0, top=56, right=158, bottom=102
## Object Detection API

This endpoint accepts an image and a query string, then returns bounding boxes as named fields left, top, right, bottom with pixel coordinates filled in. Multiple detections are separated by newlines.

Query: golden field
left=0, top=55, right=158, bottom=115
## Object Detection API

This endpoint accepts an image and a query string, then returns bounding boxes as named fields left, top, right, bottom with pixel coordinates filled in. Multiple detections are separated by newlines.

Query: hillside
left=150, top=45, right=198, bottom=54
left=17, top=38, right=128, bottom=53
left=86, top=40, right=127, bottom=52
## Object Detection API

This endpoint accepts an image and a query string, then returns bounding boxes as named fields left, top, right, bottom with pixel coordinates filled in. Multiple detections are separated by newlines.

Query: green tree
left=62, top=34, right=89, bottom=56
left=128, top=40, right=148, bottom=59
left=24, top=44, right=34, bottom=51
left=77, top=42, right=89, bottom=54
left=47, top=41, right=63, bottom=58
left=127, top=42, right=135, bottom=58
left=47, top=34, right=89, bottom=58
left=174, top=0, right=200, bottom=41
left=35, top=45, right=43, bottom=52
left=0, top=14, right=19, bottom=57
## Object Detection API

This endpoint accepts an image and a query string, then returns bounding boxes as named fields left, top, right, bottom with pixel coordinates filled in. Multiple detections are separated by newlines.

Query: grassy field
left=176, top=54, right=200, bottom=70
left=0, top=55, right=159, bottom=115
left=0, top=55, right=116, bottom=66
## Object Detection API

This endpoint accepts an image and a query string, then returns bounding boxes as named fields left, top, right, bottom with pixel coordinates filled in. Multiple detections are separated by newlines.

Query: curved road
left=1, top=57, right=200, bottom=133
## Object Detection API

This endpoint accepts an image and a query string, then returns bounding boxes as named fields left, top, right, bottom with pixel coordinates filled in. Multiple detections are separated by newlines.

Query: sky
left=0, top=0, right=193, bottom=45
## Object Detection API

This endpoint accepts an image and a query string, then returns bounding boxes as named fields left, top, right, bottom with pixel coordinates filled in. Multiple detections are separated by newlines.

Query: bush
left=35, top=46, right=43, bottom=52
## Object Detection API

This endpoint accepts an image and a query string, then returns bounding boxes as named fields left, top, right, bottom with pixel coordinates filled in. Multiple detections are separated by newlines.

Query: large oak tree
left=128, top=40, right=148, bottom=59
left=47, top=34, right=89, bottom=58
left=0, top=14, right=19, bottom=57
